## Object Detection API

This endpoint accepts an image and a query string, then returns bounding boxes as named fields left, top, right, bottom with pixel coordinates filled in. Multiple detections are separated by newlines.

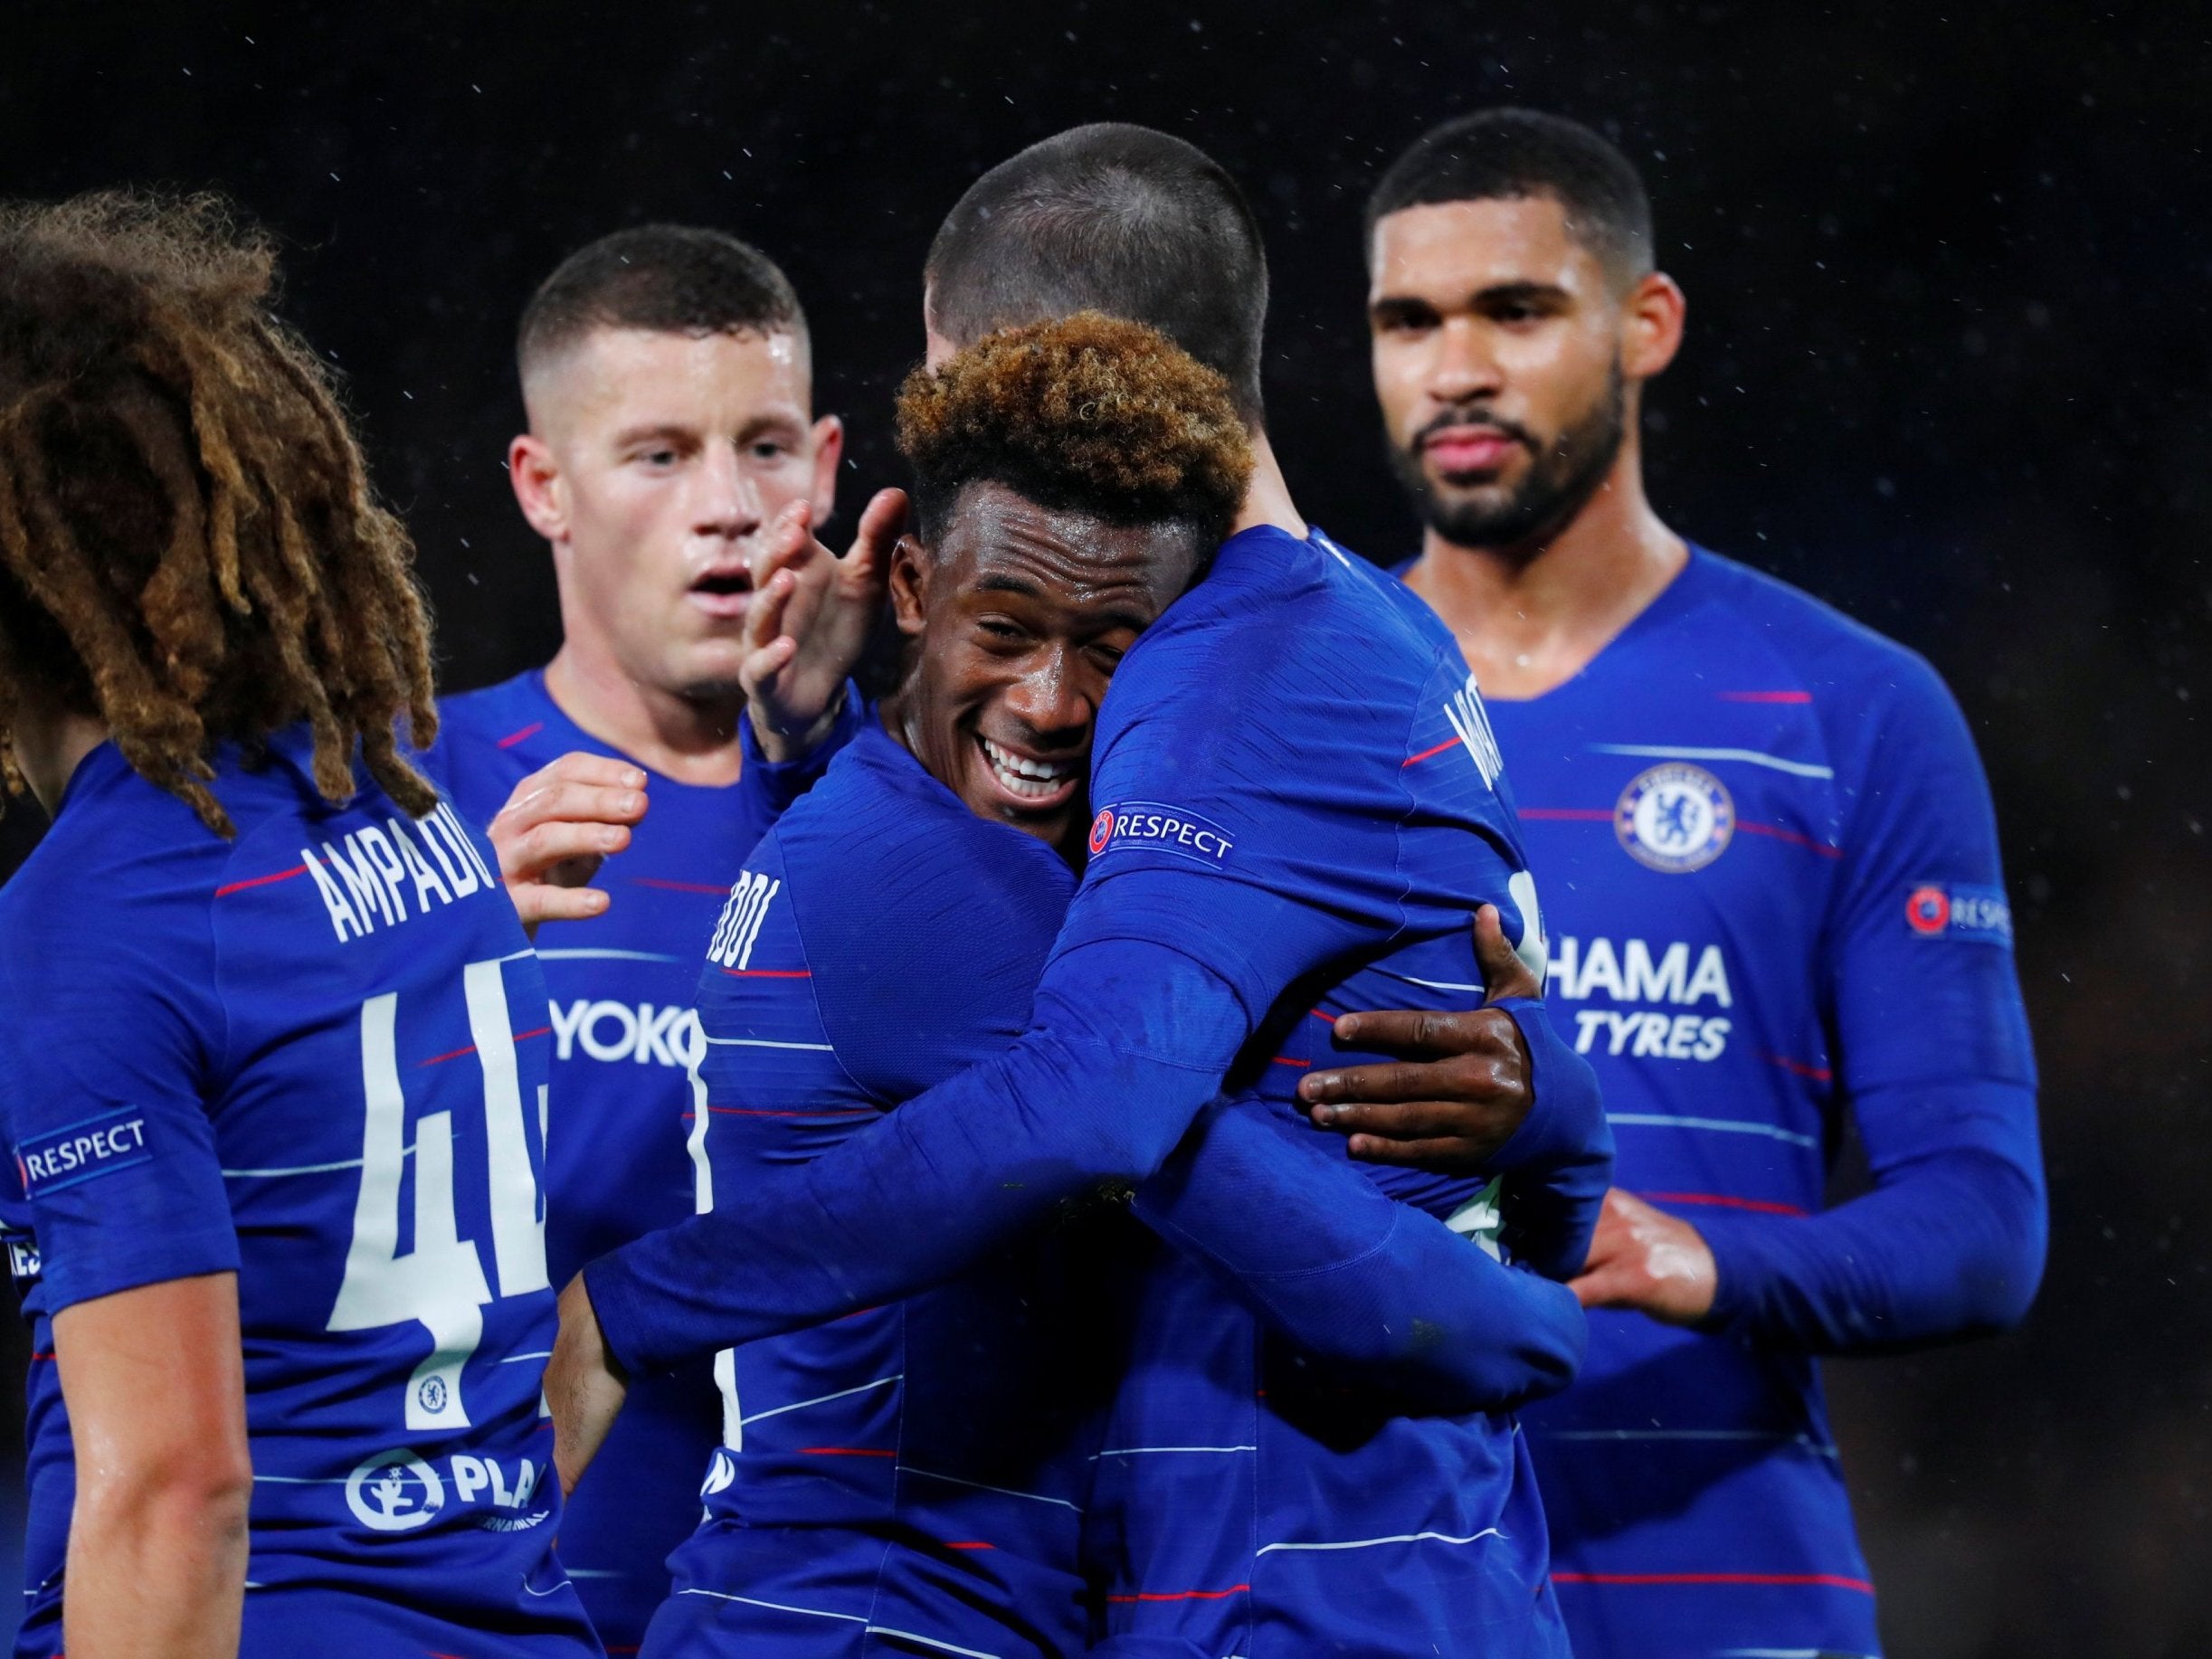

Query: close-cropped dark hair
left=0, top=190, right=437, bottom=836
left=925, top=124, right=1269, bottom=425
left=1367, top=109, right=1654, bottom=288
left=896, top=311, right=1252, bottom=551
left=517, top=223, right=805, bottom=382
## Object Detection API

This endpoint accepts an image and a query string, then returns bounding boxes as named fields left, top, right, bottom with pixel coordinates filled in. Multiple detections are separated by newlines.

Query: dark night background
left=2, top=2, right=2207, bottom=1652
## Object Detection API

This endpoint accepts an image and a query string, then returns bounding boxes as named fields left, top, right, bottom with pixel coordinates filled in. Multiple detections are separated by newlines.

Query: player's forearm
left=1486, top=995, right=1614, bottom=1280
left=589, top=941, right=1249, bottom=1373
left=65, top=1465, right=251, bottom=1658
left=1702, top=1136, right=2046, bottom=1353
left=1134, top=1101, right=1584, bottom=1411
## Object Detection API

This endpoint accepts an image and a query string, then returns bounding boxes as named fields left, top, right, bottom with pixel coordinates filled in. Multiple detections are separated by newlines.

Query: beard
left=1389, top=363, right=1627, bottom=553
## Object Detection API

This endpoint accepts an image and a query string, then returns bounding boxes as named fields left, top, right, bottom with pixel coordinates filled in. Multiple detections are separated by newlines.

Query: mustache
left=1412, top=408, right=1537, bottom=452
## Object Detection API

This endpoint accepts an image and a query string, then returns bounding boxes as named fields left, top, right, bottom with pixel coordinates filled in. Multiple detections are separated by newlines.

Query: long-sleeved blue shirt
left=642, top=716, right=1581, bottom=1655
left=1476, top=546, right=2045, bottom=1659
left=589, top=524, right=1611, bottom=1655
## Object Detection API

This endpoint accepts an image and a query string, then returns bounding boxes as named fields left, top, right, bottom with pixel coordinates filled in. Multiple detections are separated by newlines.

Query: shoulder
left=0, top=749, right=233, bottom=1064
left=1690, top=550, right=1953, bottom=711
left=422, top=668, right=549, bottom=811
left=774, top=727, right=1075, bottom=952
left=1684, top=551, right=1983, bottom=808
left=1106, top=527, right=1448, bottom=743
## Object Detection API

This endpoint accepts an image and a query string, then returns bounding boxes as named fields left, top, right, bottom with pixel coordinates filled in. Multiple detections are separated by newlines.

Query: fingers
left=1307, top=1095, right=1509, bottom=1140
left=1343, top=1133, right=1490, bottom=1172
left=739, top=632, right=800, bottom=698
left=511, top=880, right=612, bottom=929
left=1301, top=1046, right=1518, bottom=1105
left=493, top=774, right=647, bottom=838
left=1474, top=903, right=1543, bottom=1002
left=743, top=565, right=800, bottom=657
left=1321, top=1006, right=1518, bottom=1062
left=844, top=488, right=907, bottom=584
left=500, top=819, right=631, bottom=883
left=1569, top=1260, right=1642, bottom=1309
left=747, top=500, right=814, bottom=585
left=494, top=753, right=648, bottom=818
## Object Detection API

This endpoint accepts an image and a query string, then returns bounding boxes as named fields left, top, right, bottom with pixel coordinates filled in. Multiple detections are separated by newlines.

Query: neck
left=13, top=697, right=109, bottom=817
left=1229, top=431, right=1307, bottom=539
left=542, top=643, right=744, bottom=787
left=1402, top=431, right=1686, bottom=699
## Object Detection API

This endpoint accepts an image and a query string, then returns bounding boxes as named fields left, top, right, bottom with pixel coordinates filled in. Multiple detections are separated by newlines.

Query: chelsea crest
left=1616, top=762, right=1734, bottom=874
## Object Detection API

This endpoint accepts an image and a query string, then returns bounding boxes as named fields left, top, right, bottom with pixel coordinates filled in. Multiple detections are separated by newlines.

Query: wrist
left=747, top=682, right=847, bottom=764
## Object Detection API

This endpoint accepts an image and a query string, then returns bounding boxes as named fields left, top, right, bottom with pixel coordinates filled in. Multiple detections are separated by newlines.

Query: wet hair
left=896, top=311, right=1252, bottom=549
left=1367, top=109, right=1654, bottom=289
left=517, top=223, right=806, bottom=384
left=0, top=190, right=437, bottom=836
left=925, top=124, right=1268, bottom=425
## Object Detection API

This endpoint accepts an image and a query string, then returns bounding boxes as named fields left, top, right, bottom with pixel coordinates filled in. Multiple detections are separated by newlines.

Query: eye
left=1086, top=641, right=1127, bottom=672
left=636, top=446, right=679, bottom=469
left=978, top=617, right=1026, bottom=641
left=748, top=440, right=792, bottom=461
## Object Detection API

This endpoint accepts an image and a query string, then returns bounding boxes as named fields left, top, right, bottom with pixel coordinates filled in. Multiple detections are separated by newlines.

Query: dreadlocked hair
left=0, top=189, right=437, bottom=837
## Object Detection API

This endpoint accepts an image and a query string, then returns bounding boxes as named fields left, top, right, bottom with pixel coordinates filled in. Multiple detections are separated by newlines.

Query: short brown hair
left=0, top=190, right=437, bottom=835
left=517, top=223, right=805, bottom=386
left=895, top=311, right=1252, bottom=548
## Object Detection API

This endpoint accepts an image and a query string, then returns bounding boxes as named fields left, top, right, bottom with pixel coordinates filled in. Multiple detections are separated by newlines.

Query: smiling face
left=510, top=325, right=841, bottom=706
left=887, top=479, right=1206, bottom=863
left=1369, top=195, right=1638, bottom=552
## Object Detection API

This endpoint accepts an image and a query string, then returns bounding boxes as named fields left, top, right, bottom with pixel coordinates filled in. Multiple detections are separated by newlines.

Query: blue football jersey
left=639, top=720, right=1117, bottom=1658
left=0, top=731, right=597, bottom=1656
left=1467, top=548, right=2043, bottom=1659
left=427, top=668, right=851, bottom=1650
left=587, top=526, right=1606, bottom=1659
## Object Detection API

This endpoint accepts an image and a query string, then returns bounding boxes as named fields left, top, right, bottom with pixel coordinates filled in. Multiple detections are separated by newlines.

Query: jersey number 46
left=328, top=957, right=549, bottom=1431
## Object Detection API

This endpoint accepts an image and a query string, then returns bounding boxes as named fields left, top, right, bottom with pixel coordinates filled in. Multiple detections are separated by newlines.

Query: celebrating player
left=639, top=312, right=1582, bottom=1656
left=422, top=223, right=896, bottom=1649
left=1359, top=109, right=2046, bottom=1656
left=553, top=125, right=1613, bottom=1657
left=0, top=194, right=597, bottom=1657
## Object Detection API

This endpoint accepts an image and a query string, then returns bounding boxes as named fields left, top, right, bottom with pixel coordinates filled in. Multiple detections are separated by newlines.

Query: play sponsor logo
left=345, top=1446, right=546, bottom=1533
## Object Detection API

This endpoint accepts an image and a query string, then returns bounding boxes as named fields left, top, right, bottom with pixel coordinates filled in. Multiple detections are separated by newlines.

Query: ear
left=508, top=433, right=567, bottom=544
left=888, top=535, right=932, bottom=638
left=807, top=413, right=844, bottom=528
left=1621, top=270, right=1686, bottom=383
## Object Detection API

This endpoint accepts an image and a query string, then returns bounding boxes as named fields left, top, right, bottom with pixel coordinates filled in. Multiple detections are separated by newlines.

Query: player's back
left=0, top=729, right=597, bottom=1657
left=640, top=719, right=1120, bottom=1658
left=1077, top=526, right=1568, bottom=1658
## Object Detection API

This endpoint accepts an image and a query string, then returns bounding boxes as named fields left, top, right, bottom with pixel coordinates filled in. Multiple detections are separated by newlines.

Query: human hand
left=1297, top=904, right=1542, bottom=1171
left=742, top=488, right=907, bottom=762
left=1568, top=1188, right=1718, bottom=1324
left=485, top=754, right=648, bottom=935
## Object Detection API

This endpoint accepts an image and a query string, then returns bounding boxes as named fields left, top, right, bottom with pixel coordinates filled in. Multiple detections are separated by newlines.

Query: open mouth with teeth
left=977, top=734, right=1083, bottom=811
